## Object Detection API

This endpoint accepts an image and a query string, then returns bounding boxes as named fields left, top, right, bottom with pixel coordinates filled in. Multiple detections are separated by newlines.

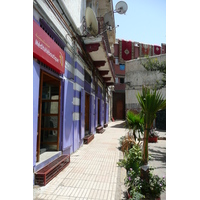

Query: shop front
left=33, top=20, right=65, bottom=168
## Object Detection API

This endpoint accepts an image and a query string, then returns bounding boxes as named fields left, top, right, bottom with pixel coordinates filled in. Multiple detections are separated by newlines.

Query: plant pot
left=148, top=137, right=158, bottom=143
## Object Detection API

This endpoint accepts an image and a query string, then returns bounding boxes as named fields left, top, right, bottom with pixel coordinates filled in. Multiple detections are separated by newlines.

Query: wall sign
left=33, top=20, right=65, bottom=74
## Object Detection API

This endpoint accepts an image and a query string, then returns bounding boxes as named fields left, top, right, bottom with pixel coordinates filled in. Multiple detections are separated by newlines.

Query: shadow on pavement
left=110, top=121, right=126, bottom=128
left=148, top=146, right=166, bottom=164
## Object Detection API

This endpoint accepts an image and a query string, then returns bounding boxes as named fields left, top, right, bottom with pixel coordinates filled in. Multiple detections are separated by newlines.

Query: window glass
left=120, top=78, right=124, bottom=83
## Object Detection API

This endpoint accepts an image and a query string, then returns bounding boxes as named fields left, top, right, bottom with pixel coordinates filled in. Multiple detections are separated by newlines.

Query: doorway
left=116, top=100, right=124, bottom=119
left=37, top=71, right=61, bottom=162
left=85, top=93, right=90, bottom=135
left=98, top=99, right=100, bottom=126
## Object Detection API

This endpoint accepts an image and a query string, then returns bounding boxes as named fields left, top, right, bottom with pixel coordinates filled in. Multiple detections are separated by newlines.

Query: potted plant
left=148, top=128, right=159, bottom=143
left=125, top=168, right=166, bottom=200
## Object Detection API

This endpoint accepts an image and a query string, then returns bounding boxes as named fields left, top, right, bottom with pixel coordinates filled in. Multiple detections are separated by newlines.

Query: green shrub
left=126, top=110, right=144, bottom=141
left=126, top=168, right=166, bottom=199
left=117, top=143, right=142, bottom=173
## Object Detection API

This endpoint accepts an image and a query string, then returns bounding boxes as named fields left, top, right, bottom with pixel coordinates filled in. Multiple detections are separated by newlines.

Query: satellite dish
left=115, top=1, right=128, bottom=14
left=104, top=12, right=114, bottom=30
left=85, top=7, right=98, bottom=36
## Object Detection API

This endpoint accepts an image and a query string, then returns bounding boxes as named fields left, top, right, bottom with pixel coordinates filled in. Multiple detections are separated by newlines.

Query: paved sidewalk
left=149, top=138, right=166, bottom=200
left=33, top=120, right=127, bottom=200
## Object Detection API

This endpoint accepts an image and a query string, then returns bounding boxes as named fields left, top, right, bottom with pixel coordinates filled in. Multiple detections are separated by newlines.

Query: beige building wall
left=125, top=54, right=166, bottom=113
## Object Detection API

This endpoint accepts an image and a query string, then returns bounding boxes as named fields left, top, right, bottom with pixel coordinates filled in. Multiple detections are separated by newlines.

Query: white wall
left=125, top=55, right=166, bottom=111
left=61, top=0, right=86, bottom=34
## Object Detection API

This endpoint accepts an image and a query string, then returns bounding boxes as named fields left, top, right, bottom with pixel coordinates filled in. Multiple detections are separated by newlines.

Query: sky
left=112, top=0, right=166, bottom=46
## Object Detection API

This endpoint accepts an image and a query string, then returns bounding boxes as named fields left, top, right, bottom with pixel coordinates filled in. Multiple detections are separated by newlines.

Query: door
left=116, top=100, right=124, bottom=119
left=80, top=89, right=85, bottom=139
left=85, top=93, right=90, bottom=135
left=37, top=71, right=61, bottom=162
left=98, top=99, right=100, bottom=126
left=90, top=95, right=94, bottom=133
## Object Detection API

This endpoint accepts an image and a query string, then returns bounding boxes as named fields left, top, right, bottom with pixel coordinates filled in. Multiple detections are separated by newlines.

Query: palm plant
left=126, top=110, right=144, bottom=141
left=136, top=86, right=166, bottom=165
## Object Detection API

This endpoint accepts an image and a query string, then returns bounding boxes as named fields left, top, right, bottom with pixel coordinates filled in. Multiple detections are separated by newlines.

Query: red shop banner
left=33, top=20, right=65, bottom=74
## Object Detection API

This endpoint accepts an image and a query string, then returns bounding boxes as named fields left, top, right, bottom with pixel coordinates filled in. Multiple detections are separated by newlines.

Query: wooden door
left=98, top=99, right=100, bottom=125
left=80, top=89, right=85, bottom=139
left=37, top=71, right=61, bottom=162
left=85, top=93, right=90, bottom=134
left=116, top=100, right=124, bottom=119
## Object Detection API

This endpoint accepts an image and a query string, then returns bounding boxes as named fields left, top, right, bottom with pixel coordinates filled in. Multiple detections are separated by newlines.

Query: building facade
left=113, top=39, right=166, bottom=120
left=33, top=0, right=116, bottom=184
left=125, top=54, right=166, bottom=129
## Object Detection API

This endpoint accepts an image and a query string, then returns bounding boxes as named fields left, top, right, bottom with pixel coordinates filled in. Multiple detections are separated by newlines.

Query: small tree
left=136, top=86, right=166, bottom=165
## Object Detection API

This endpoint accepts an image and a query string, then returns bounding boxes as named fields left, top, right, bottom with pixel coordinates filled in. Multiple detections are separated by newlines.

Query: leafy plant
left=126, top=168, right=166, bottom=199
left=126, top=110, right=144, bottom=141
left=117, top=143, right=142, bottom=173
left=129, top=189, right=145, bottom=200
left=149, top=128, right=159, bottom=138
left=148, top=173, right=166, bottom=198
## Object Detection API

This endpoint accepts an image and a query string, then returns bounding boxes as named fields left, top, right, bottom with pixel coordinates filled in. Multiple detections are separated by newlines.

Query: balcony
left=82, top=16, right=115, bottom=86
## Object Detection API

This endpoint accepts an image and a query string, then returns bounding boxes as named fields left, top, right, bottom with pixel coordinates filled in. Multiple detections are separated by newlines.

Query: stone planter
left=83, top=134, right=94, bottom=144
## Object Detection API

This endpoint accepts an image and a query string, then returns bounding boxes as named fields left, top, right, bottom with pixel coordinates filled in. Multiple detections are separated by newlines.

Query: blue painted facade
left=33, top=18, right=109, bottom=175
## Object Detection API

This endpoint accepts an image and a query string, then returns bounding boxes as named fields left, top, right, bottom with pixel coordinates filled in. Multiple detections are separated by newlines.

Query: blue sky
left=113, top=0, right=166, bottom=46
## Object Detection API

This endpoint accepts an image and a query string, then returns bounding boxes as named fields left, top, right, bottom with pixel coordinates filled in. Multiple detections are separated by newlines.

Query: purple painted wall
left=75, top=62, right=84, bottom=74
left=74, top=120, right=80, bottom=152
left=33, top=60, right=40, bottom=167
left=84, top=81, right=91, bottom=93
left=63, top=79, right=74, bottom=154
left=65, top=51, right=74, bottom=80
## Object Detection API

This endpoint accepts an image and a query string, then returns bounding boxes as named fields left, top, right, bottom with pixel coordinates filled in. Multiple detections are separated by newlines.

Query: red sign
left=33, top=20, right=65, bottom=74
left=154, top=45, right=161, bottom=55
